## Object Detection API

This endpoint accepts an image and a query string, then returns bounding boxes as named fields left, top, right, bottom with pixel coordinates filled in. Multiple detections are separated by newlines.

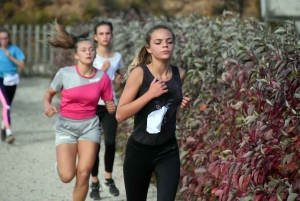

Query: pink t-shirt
left=51, top=65, right=113, bottom=119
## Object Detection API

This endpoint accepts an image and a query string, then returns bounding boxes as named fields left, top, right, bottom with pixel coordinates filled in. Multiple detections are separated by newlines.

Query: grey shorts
left=54, top=115, right=100, bottom=146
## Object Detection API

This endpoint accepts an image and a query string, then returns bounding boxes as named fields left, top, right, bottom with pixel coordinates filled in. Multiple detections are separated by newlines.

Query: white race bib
left=146, top=106, right=168, bottom=134
left=3, top=74, right=19, bottom=86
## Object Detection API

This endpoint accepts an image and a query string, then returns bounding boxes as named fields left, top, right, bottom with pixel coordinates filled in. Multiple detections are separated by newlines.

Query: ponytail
left=47, top=20, right=91, bottom=51
left=126, top=46, right=151, bottom=79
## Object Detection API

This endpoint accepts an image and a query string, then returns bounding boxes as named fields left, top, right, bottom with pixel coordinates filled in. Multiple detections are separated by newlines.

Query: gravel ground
left=0, top=77, right=157, bottom=201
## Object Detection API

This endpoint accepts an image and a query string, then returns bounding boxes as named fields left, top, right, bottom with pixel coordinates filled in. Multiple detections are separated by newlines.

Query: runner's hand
left=105, top=100, right=116, bottom=114
left=115, top=73, right=123, bottom=84
left=5, top=50, right=10, bottom=57
left=180, top=93, right=190, bottom=109
left=101, top=60, right=111, bottom=72
left=44, top=104, right=57, bottom=117
left=147, top=77, right=168, bottom=98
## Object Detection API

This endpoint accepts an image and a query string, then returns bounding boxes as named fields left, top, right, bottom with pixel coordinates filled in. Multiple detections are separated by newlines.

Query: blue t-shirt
left=0, top=45, right=25, bottom=78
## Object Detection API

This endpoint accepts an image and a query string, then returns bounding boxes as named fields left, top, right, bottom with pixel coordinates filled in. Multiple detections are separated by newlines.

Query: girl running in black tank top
left=132, top=64, right=182, bottom=144
left=116, top=25, right=191, bottom=201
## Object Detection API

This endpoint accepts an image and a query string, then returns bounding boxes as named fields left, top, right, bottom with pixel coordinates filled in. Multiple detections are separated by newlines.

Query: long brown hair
left=126, top=24, right=175, bottom=78
left=47, top=20, right=94, bottom=52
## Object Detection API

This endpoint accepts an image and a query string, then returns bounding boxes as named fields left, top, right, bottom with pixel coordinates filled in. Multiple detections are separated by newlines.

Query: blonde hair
left=47, top=20, right=93, bottom=52
left=126, top=24, right=175, bottom=78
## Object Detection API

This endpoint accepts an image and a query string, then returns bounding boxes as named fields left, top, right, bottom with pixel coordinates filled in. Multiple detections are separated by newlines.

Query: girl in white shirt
left=89, top=21, right=124, bottom=199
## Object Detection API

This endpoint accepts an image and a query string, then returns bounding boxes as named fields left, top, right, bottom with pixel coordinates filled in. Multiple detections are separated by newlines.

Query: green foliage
left=2, top=2, right=19, bottom=19
left=0, top=0, right=168, bottom=25
left=83, top=0, right=101, bottom=20
left=63, top=14, right=81, bottom=26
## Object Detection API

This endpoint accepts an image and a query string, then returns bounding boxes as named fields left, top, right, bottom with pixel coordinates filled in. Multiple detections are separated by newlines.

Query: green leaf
left=241, top=196, right=253, bottom=201
left=287, top=193, right=298, bottom=201
left=286, top=100, right=291, bottom=108
left=180, top=151, right=189, bottom=161
left=182, top=49, right=192, bottom=58
left=245, top=115, right=258, bottom=124
left=179, top=187, right=188, bottom=193
left=267, top=44, right=276, bottom=51
left=194, top=168, right=207, bottom=173
left=266, top=99, right=273, bottom=106
left=194, top=62, right=202, bottom=68
left=243, top=151, right=253, bottom=158
left=275, top=27, right=286, bottom=34
left=281, top=129, right=288, bottom=136
left=256, top=78, right=268, bottom=83
left=294, top=93, right=300, bottom=98
left=222, top=150, right=232, bottom=154
left=286, top=153, right=295, bottom=164
left=253, top=37, right=262, bottom=41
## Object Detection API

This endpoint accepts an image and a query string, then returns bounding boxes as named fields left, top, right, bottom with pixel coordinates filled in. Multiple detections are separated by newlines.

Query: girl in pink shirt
left=42, top=21, right=116, bottom=201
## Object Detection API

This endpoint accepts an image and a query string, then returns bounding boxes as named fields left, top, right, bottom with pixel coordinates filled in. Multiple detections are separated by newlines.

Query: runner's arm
left=43, top=87, right=58, bottom=117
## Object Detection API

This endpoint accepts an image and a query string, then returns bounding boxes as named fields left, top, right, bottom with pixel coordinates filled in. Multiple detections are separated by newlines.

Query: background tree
left=0, top=0, right=260, bottom=25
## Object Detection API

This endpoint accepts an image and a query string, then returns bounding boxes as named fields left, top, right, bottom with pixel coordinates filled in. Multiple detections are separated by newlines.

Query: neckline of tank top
left=143, top=65, right=177, bottom=83
left=96, top=52, right=118, bottom=59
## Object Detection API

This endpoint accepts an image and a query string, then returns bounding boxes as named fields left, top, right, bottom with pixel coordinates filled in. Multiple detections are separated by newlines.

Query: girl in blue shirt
left=0, top=28, right=25, bottom=144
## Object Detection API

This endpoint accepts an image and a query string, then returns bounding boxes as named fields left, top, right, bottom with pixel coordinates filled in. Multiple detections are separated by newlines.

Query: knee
left=77, top=168, right=91, bottom=182
left=59, top=172, right=75, bottom=183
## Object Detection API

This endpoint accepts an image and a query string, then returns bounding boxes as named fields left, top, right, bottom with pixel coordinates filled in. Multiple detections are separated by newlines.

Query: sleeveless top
left=131, top=65, right=183, bottom=145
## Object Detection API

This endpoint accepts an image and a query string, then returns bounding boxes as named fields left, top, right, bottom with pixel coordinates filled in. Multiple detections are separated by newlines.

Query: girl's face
left=74, top=41, right=96, bottom=65
left=94, top=25, right=112, bottom=47
left=0, top=32, right=10, bottom=48
left=146, top=28, right=174, bottom=61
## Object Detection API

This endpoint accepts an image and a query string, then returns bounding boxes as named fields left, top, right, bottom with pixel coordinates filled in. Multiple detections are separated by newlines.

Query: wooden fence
left=3, top=24, right=73, bottom=77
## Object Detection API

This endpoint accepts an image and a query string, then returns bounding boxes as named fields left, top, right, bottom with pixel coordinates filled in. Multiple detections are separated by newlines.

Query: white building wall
left=261, top=0, right=300, bottom=32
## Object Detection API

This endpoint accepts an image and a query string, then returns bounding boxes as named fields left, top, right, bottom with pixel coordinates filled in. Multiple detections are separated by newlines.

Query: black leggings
left=123, top=136, right=180, bottom=201
left=91, top=105, right=117, bottom=176
left=0, top=78, right=17, bottom=126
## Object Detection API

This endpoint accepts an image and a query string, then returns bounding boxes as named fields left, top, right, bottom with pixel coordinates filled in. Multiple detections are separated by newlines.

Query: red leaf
left=233, top=162, right=241, bottom=174
left=247, top=104, right=255, bottom=115
left=199, top=104, right=208, bottom=111
left=264, top=129, right=274, bottom=140
left=286, top=156, right=296, bottom=171
left=243, top=175, right=251, bottom=188
left=254, top=194, right=263, bottom=201
left=253, top=170, right=259, bottom=184
left=287, top=126, right=295, bottom=133
left=211, top=187, right=219, bottom=194
left=215, top=189, right=224, bottom=197
left=239, top=175, right=244, bottom=188
left=232, top=174, right=239, bottom=187
left=271, top=81, right=280, bottom=88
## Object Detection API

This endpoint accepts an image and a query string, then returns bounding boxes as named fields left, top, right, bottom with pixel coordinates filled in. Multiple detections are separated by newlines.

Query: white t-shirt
left=93, top=52, right=124, bottom=105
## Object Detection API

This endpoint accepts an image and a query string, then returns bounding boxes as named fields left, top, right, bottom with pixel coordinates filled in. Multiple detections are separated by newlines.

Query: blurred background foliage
left=0, top=0, right=261, bottom=25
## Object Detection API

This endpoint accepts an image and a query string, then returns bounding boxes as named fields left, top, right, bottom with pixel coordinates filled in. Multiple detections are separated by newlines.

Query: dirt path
left=0, top=77, right=156, bottom=201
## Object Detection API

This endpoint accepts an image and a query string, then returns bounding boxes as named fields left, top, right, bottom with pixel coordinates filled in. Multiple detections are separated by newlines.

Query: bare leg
left=105, top=172, right=112, bottom=179
left=73, top=140, right=98, bottom=201
left=56, top=143, right=77, bottom=183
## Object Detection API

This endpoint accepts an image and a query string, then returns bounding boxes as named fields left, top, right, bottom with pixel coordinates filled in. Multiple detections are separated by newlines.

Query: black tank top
left=131, top=65, right=183, bottom=145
